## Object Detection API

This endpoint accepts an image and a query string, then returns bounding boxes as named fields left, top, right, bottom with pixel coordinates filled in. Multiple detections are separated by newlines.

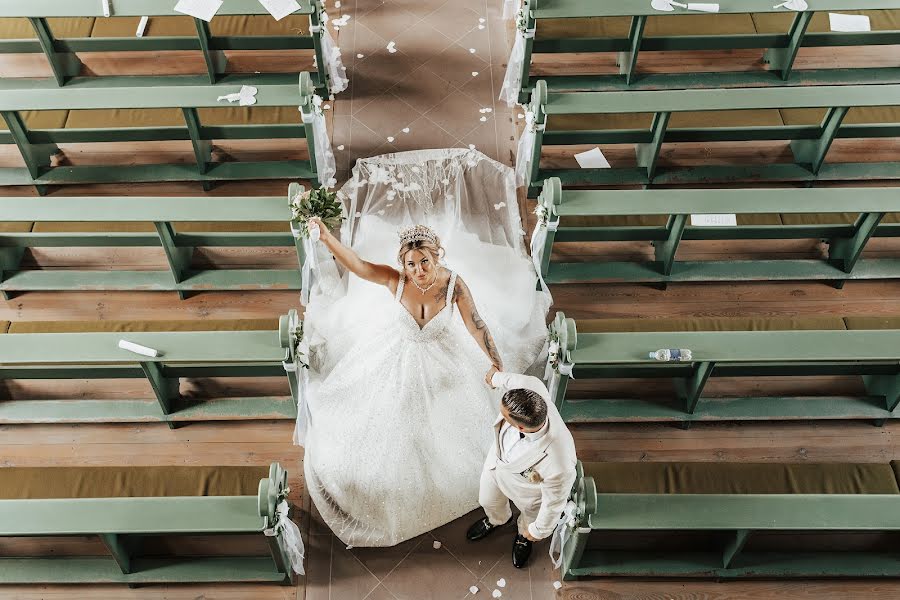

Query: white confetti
left=478, top=24, right=485, bottom=29
left=402, top=127, right=410, bottom=133
left=479, top=17, right=486, bottom=22
left=469, top=48, right=476, bottom=53
left=441, top=178, right=450, bottom=185
left=553, top=581, right=562, bottom=590
left=497, top=578, right=506, bottom=588
left=337, top=144, right=345, bottom=150
left=517, top=113, right=524, bottom=119
left=480, top=116, right=487, bottom=122
left=468, top=144, right=476, bottom=150
left=494, top=202, right=505, bottom=210
left=357, top=53, right=365, bottom=58
left=433, top=541, right=442, bottom=549
left=335, top=0, right=341, bottom=6
left=492, top=591, right=502, bottom=599
left=485, top=108, right=493, bottom=113
left=470, top=586, right=480, bottom=594
left=323, top=103, right=331, bottom=110
left=387, top=41, right=397, bottom=53
left=387, top=136, right=395, bottom=142
left=332, top=14, right=350, bottom=26
left=472, top=71, right=480, bottom=76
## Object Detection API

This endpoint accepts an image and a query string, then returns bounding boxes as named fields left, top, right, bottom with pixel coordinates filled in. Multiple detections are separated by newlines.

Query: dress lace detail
left=304, top=269, right=497, bottom=547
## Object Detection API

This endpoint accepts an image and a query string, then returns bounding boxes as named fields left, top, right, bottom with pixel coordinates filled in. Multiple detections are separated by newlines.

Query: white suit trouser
left=479, top=465, right=541, bottom=537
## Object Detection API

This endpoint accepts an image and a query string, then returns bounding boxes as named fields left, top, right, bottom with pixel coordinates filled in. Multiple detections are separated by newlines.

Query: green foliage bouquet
left=289, top=185, right=345, bottom=239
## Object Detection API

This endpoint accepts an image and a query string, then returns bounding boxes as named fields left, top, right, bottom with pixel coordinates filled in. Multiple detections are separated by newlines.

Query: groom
left=467, top=372, right=577, bottom=568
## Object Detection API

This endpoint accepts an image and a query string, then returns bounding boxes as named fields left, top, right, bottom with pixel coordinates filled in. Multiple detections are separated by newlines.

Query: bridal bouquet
left=289, top=185, right=344, bottom=239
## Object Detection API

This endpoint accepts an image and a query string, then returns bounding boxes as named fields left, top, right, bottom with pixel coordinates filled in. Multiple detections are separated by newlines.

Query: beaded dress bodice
left=393, top=270, right=458, bottom=341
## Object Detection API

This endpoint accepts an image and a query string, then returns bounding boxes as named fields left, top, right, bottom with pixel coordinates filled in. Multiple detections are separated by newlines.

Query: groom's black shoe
left=512, top=534, right=533, bottom=568
left=466, top=516, right=511, bottom=541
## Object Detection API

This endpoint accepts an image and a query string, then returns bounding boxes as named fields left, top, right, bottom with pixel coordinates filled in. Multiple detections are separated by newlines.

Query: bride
left=297, top=149, right=551, bottom=547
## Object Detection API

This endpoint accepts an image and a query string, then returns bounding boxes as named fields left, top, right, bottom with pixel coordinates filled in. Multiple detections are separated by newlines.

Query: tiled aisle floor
left=328, top=0, right=517, bottom=181
left=303, top=1, right=556, bottom=598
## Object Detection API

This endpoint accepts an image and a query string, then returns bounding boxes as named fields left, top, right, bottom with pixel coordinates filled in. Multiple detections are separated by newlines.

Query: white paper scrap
left=259, top=0, right=301, bottom=20
left=174, top=0, right=223, bottom=22
left=688, top=3, right=719, bottom=12
left=774, top=0, right=808, bottom=10
left=829, top=13, right=871, bottom=32
left=216, top=85, right=258, bottom=106
left=574, top=147, right=611, bottom=169
left=480, top=116, right=487, bottom=122
left=118, top=339, right=159, bottom=358
left=472, top=71, right=480, bottom=76
left=469, top=47, right=477, bottom=53
left=357, top=53, right=365, bottom=58
left=553, top=581, right=562, bottom=590
left=387, top=136, right=395, bottom=142
left=690, top=213, right=737, bottom=227
left=136, top=16, right=149, bottom=37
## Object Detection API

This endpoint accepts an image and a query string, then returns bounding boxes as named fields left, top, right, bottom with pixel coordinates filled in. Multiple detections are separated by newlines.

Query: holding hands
left=485, top=365, right=501, bottom=387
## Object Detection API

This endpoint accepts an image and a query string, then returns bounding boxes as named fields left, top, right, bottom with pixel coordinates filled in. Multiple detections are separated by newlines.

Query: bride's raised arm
left=308, top=217, right=398, bottom=288
left=453, top=276, right=504, bottom=383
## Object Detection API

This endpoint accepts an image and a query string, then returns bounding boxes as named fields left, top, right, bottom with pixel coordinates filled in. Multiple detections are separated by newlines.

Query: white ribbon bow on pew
left=264, top=499, right=306, bottom=575
left=292, top=215, right=321, bottom=307
left=311, top=11, right=349, bottom=94
left=514, top=110, right=542, bottom=188
left=500, top=25, right=534, bottom=107
left=548, top=500, right=580, bottom=568
left=299, top=97, right=337, bottom=190
left=529, top=200, right=557, bottom=298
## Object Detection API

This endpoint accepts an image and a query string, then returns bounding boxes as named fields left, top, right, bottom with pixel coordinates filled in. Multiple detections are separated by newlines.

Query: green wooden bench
left=0, top=192, right=306, bottom=299
left=511, top=0, right=900, bottom=102
left=546, top=312, right=900, bottom=425
left=0, top=71, right=324, bottom=193
left=0, top=0, right=336, bottom=94
left=560, top=460, right=900, bottom=580
left=534, top=177, right=900, bottom=287
left=0, top=318, right=295, bottom=427
left=0, top=462, right=299, bottom=585
left=522, top=80, right=900, bottom=192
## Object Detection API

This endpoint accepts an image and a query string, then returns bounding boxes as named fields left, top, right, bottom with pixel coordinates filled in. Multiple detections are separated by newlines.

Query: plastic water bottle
left=649, top=348, right=692, bottom=362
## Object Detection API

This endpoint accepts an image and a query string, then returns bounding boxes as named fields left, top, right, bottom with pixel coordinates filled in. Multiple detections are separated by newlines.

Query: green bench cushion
left=0, top=17, right=95, bottom=39
left=583, top=461, right=900, bottom=494
left=780, top=212, right=900, bottom=225
left=31, top=221, right=289, bottom=233
left=89, top=14, right=310, bottom=37
left=561, top=214, right=783, bottom=227
left=0, top=465, right=266, bottom=499
left=752, top=10, right=900, bottom=34
left=575, top=316, right=848, bottom=333
left=844, top=316, right=900, bottom=330
left=548, top=109, right=784, bottom=131
left=536, top=14, right=757, bottom=40
left=7, top=319, right=278, bottom=333
left=62, top=106, right=301, bottom=128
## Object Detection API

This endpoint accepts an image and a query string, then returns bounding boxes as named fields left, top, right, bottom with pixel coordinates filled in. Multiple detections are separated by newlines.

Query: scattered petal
left=335, top=0, right=341, bottom=6
left=497, top=578, right=506, bottom=588
left=357, top=53, right=365, bottom=58
left=323, top=103, right=332, bottom=110
left=402, top=127, right=410, bottom=133
left=472, top=71, right=480, bottom=77
left=332, top=14, right=350, bottom=26
left=494, top=202, right=506, bottom=210
left=553, top=581, right=562, bottom=590
left=387, top=136, right=395, bottom=142
left=480, top=116, right=487, bottom=122
left=479, top=17, right=486, bottom=22
left=468, top=144, right=476, bottom=150
left=478, top=24, right=485, bottom=29
left=387, top=41, right=397, bottom=53
left=337, top=144, right=345, bottom=150
left=492, top=591, right=502, bottom=599
left=517, top=113, right=525, bottom=119
left=470, top=586, right=480, bottom=594
left=433, top=541, right=442, bottom=549
left=469, top=48, right=476, bottom=53
left=485, top=108, right=493, bottom=113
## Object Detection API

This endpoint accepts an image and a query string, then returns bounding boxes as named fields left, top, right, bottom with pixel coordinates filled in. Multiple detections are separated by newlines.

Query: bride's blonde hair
left=397, top=238, right=445, bottom=266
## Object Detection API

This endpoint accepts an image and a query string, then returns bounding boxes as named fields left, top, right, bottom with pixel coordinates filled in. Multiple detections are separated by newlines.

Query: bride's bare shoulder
left=385, top=268, right=402, bottom=294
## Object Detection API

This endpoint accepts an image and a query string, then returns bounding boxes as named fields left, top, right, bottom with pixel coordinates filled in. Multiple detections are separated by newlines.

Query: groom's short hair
left=502, top=388, right=547, bottom=429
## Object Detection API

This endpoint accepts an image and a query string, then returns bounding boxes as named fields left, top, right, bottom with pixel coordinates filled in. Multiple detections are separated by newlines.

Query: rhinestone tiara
left=398, top=224, right=438, bottom=246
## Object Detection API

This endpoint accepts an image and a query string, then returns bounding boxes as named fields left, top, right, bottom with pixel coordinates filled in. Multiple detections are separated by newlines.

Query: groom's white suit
left=481, top=373, right=578, bottom=540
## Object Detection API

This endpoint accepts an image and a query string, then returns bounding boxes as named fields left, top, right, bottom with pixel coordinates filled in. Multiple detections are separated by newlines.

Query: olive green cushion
left=548, top=109, right=784, bottom=132
left=781, top=106, right=900, bottom=126
left=893, top=461, right=900, bottom=487
left=563, top=213, right=783, bottom=227
left=752, top=10, right=900, bottom=34
left=0, top=466, right=266, bottom=499
left=63, top=106, right=300, bottom=128
left=0, top=322, right=9, bottom=334
left=8, top=319, right=278, bottom=334
left=780, top=213, right=900, bottom=225
left=0, top=111, right=69, bottom=131
left=584, top=461, right=900, bottom=494
left=89, top=14, right=309, bottom=37
left=843, top=316, right=900, bottom=330
left=576, top=316, right=848, bottom=333
left=0, top=222, right=34, bottom=232
left=0, top=17, right=95, bottom=39
left=537, top=14, right=756, bottom=40
left=32, top=221, right=289, bottom=233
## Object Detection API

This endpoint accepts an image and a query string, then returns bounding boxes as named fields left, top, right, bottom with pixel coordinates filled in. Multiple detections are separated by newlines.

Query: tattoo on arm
left=471, top=307, right=502, bottom=368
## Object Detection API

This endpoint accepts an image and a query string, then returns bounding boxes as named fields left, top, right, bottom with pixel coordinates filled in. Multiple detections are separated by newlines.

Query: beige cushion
left=0, top=466, right=266, bottom=499
left=537, top=14, right=756, bottom=40
left=843, top=316, right=900, bottom=330
left=583, top=461, right=900, bottom=494
left=563, top=213, right=783, bottom=227
left=0, top=223, right=34, bottom=232
left=89, top=14, right=309, bottom=37
left=780, top=213, right=900, bottom=225
left=32, top=221, right=288, bottom=233
left=576, top=316, right=848, bottom=333
left=753, top=10, right=900, bottom=34
left=8, top=319, right=278, bottom=333
left=0, top=17, right=95, bottom=40
left=781, top=106, right=900, bottom=126
left=0, top=321, right=9, bottom=334
left=0, top=111, right=69, bottom=131
left=63, top=107, right=300, bottom=128
left=549, top=109, right=784, bottom=131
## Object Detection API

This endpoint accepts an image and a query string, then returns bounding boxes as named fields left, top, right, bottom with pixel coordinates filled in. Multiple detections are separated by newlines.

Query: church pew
left=0, top=463, right=298, bottom=585
left=0, top=71, right=324, bottom=193
left=0, top=193, right=303, bottom=299
left=546, top=312, right=900, bottom=425
left=511, top=0, right=900, bottom=102
left=522, top=80, right=900, bottom=193
left=533, top=177, right=900, bottom=286
left=0, top=319, right=294, bottom=427
left=0, top=0, right=335, bottom=94
left=559, top=460, right=900, bottom=580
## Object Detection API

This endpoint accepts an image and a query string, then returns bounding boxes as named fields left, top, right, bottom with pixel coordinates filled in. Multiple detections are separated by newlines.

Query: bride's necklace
left=411, top=271, right=439, bottom=294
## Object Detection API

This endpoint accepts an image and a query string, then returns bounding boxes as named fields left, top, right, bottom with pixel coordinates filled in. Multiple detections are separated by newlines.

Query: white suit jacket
left=488, top=373, right=578, bottom=539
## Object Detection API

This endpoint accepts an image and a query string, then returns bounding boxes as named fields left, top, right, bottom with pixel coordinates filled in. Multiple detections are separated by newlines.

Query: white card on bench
left=828, top=13, right=871, bottom=32
left=259, top=0, right=302, bottom=21
left=174, top=0, right=223, bottom=22
left=574, top=147, right=611, bottom=169
left=691, top=213, right=737, bottom=227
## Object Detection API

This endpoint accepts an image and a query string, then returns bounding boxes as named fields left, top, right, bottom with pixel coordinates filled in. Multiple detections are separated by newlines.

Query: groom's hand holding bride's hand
left=485, top=366, right=500, bottom=387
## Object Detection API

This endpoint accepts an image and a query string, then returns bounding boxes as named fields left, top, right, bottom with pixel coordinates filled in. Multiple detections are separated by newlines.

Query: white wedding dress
left=297, top=149, right=552, bottom=547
